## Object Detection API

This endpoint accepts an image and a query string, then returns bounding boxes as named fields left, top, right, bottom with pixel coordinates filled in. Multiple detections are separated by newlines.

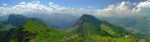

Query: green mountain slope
left=73, top=14, right=101, bottom=35
left=68, top=14, right=145, bottom=42
left=4, top=20, right=65, bottom=42
left=134, top=15, right=150, bottom=34
left=72, top=14, right=127, bottom=37
left=0, top=14, right=145, bottom=42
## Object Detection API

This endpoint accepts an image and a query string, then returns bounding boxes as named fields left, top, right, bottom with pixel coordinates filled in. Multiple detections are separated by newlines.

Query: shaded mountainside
left=0, top=15, right=9, bottom=22
left=73, top=14, right=101, bottom=35
left=134, top=15, right=150, bottom=34
left=0, top=22, right=15, bottom=35
left=0, top=14, right=29, bottom=35
left=7, top=14, right=27, bottom=26
left=0, top=14, right=43, bottom=33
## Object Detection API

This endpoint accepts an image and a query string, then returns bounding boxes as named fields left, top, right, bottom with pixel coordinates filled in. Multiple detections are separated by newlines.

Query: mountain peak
left=72, top=14, right=128, bottom=37
left=7, top=14, right=27, bottom=26
left=82, top=14, right=93, bottom=17
left=72, top=14, right=102, bottom=35
left=75, top=14, right=101, bottom=25
left=81, top=14, right=96, bottom=19
left=9, top=14, right=25, bottom=18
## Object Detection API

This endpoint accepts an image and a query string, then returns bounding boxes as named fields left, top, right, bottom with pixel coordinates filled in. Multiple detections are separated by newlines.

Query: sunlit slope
left=9, top=20, right=65, bottom=42
left=68, top=14, right=145, bottom=42
left=0, top=14, right=145, bottom=42
left=72, top=14, right=127, bottom=37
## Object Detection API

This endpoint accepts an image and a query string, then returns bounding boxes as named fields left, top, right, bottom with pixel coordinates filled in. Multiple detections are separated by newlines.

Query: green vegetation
left=0, top=14, right=146, bottom=42
left=9, top=20, right=67, bottom=42
left=0, top=23, right=6, bottom=31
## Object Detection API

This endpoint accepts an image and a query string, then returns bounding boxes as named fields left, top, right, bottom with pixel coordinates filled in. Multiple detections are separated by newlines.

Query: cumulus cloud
left=96, top=1, right=150, bottom=17
left=0, top=1, right=150, bottom=17
left=137, top=1, right=150, bottom=8
left=96, top=1, right=140, bottom=17
left=136, top=1, right=150, bottom=14
left=0, top=1, right=95, bottom=16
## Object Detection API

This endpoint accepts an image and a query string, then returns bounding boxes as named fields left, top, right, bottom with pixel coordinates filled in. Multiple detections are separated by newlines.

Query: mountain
left=0, top=15, right=9, bottom=22
left=100, top=17, right=137, bottom=28
left=2, top=19, right=66, bottom=42
left=134, top=15, right=150, bottom=34
left=0, top=14, right=145, bottom=42
left=7, top=14, right=27, bottom=27
left=66, top=14, right=144, bottom=42
left=0, top=22, right=14, bottom=31
left=72, top=14, right=128, bottom=37
left=145, top=34, right=150, bottom=42
left=99, top=15, right=150, bottom=34
left=99, top=17, right=139, bottom=34
left=72, top=14, right=101, bottom=35
left=0, top=14, right=45, bottom=32
left=0, top=16, right=2, bottom=22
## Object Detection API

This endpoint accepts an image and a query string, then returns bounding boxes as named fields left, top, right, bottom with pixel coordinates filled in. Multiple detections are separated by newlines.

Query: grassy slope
left=0, top=23, right=5, bottom=31
left=69, top=21, right=144, bottom=42
left=11, top=20, right=143, bottom=42
left=0, top=18, right=145, bottom=42
left=1, top=20, right=145, bottom=42
left=10, top=20, right=66, bottom=42
left=66, top=14, right=145, bottom=42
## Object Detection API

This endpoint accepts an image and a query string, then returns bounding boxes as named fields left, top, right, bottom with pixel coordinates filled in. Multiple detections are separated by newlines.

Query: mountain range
left=99, top=15, right=150, bottom=34
left=1, top=14, right=150, bottom=34
left=0, top=14, right=146, bottom=42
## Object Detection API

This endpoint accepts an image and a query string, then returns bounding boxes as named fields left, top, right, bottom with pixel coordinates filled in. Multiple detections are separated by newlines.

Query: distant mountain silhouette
left=7, top=14, right=27, bottom=26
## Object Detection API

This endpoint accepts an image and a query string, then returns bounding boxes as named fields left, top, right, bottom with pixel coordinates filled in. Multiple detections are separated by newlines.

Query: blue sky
left=0, top=0, right=149, bottom=17
left=0, top=0, right=146, bottom=9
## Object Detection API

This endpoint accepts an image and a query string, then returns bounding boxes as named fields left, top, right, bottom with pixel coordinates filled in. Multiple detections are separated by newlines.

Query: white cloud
left=96, top=1, right=150, bottom=17
left=137, top=1, right=150, bottom=8
left=147, top=0, right=150, bottom=1
left=96, top=1, right=140, bottom=17
left=0, top=1, right=150, bottom=17
left=0, top=1, right=95, bottom=16
left=136, top=1, right=150, bottom=14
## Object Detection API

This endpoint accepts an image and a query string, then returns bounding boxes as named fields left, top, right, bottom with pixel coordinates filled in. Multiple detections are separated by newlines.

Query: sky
left=0, top=0, right=146, bottom=9
left=0, top=0, right=149, bottom=17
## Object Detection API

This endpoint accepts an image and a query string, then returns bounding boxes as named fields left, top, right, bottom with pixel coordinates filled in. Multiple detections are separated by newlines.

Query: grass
left=8, top=20, right=145, bottom=42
